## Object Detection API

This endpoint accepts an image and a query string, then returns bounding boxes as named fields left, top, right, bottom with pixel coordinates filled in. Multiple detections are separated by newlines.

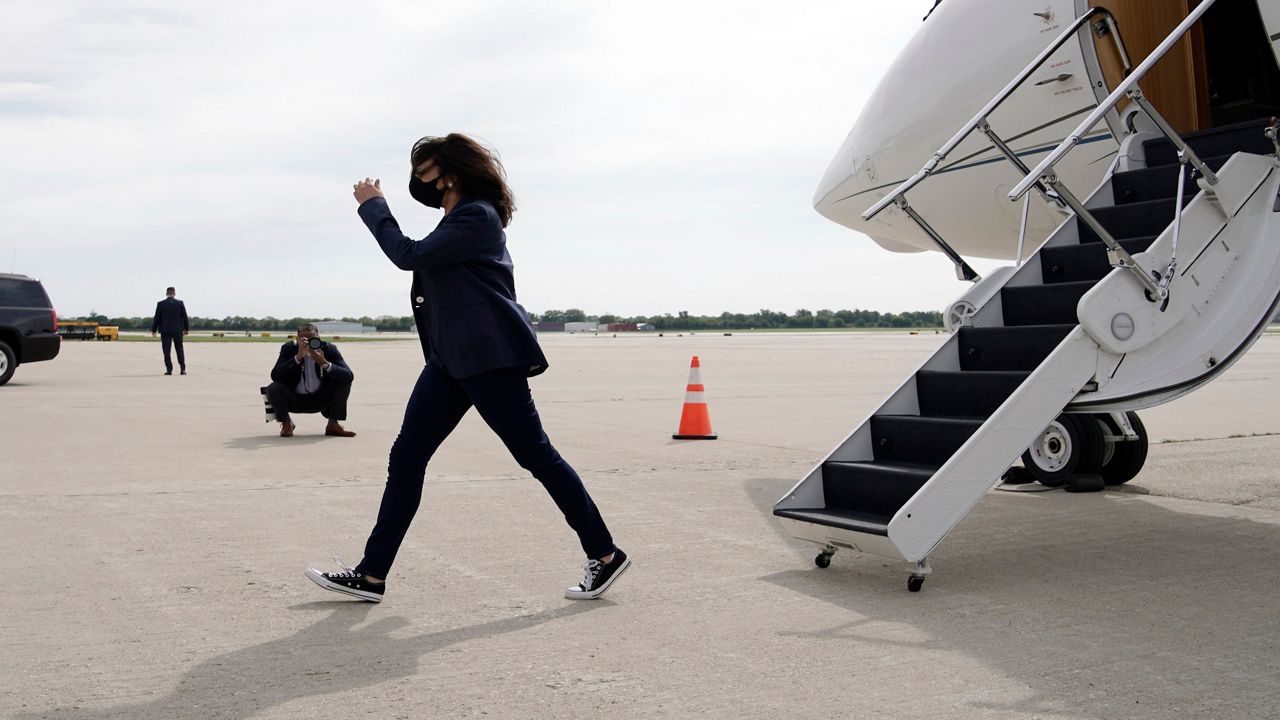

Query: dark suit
left=358, top=195, right=547, bottom=378
left=151, top=296, right=189, bottom=373
left=351, top=195, right=613, bottom=579
left=264, top=341, right=355, bottom=423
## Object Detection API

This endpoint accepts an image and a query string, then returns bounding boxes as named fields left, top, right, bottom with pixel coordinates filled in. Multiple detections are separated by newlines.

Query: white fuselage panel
left=815, top=0, right=1119, bottom=259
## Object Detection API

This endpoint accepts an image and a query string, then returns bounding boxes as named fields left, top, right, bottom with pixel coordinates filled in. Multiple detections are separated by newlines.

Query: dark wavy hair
left=411, top=134, right=516, bottom=227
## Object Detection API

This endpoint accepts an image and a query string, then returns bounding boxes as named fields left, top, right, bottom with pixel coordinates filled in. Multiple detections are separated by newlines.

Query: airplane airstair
left=773, top=2, right=1280, bottom=591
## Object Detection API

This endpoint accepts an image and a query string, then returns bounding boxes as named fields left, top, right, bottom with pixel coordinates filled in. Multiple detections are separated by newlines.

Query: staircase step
left=1039, top=237, right=1156, bottom=284
left=1111, top=154, right=1229, bottom=205
left=870, top=415, right=983, bottom=466
left=957, top=324, right=1074, bottom=371
left=773, top=507, right=890, bottom=536
left=916, top=370, right=1029, bottom=417
left=1001, top=281, right=1094, bottom=325
left=822, top=460, right=935, bottom=519
left=1077, top=197, right=1187, bottom=244
left=1143, top=117, right=1275, bottom=167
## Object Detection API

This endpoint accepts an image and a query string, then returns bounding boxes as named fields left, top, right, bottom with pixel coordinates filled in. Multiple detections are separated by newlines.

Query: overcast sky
left=1, top=1, right=995, bottom=319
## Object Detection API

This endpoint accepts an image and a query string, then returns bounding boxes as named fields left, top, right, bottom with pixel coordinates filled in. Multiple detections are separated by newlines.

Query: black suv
left=0, top=273, right=60, bottom=385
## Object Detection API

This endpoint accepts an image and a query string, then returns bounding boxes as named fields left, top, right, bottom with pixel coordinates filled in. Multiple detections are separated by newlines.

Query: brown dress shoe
left=280, top=419, right=295, bottom=437
left=325, top=422, right=356, bottom=437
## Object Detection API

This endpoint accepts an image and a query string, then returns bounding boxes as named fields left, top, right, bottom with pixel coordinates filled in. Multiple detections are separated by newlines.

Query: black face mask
left=409, top=176, right=446, bottom=208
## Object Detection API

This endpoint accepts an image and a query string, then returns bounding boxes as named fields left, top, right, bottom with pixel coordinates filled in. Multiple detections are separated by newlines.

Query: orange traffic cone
left=673, top=356, right=717, bottom=440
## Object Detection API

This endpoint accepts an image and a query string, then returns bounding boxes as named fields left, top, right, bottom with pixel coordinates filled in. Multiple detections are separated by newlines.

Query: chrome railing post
left=1046, top=176, right=1163, bottom=300
left=895, top=197, right=981, bottom=282
left=1015, top=192, right=1031, bottom=267
left=977, top=120, right=1066, bottom=209
left=977, top=119, right=1032, bottom=175
left=1127, top=90, right=1219, bottom=187
left=1157, top=157, right=1190, bottom=298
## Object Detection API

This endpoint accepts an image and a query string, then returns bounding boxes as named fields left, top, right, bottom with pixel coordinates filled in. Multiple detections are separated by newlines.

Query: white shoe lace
left=577, top=558, right=603, bottom=590
left=328, top=556, right=360, bottom=579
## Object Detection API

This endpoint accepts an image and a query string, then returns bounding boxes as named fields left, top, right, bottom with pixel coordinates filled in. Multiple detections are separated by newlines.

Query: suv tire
left=0, top=340, right=15, bottom=386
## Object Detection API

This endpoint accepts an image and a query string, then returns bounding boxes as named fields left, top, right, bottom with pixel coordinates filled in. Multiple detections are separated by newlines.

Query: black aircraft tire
left=1021, top=414, right=1105, bottom=487
left=1099, top=412, right=1148, bottom=486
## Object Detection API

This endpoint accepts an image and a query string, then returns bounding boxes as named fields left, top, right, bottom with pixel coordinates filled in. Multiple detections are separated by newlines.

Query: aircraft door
left=1087, top=0, right=1210, bottom=134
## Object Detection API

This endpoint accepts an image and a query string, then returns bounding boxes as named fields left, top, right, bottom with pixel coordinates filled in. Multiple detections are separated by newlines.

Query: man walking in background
left=151, top=286, right=189, bottom=375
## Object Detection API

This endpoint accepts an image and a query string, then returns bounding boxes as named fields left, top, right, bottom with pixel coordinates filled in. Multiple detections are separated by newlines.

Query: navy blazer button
left=415, top=296, right=424, bottom=303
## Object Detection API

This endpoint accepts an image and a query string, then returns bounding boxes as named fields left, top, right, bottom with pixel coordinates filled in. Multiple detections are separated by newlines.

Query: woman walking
left=306, top=134, right=629, bottom=603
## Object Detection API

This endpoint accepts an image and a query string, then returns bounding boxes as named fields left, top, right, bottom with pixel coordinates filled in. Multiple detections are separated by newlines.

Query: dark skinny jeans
left=357, top=358, right=615, bottom=579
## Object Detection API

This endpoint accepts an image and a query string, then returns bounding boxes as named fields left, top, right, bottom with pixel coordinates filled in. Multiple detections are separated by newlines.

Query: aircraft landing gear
left=1096, top=411, right=1148, bottom=485
left=1021, top=414, right=1104, bottom=486
left=1021, top=411, right=1149, bottom=489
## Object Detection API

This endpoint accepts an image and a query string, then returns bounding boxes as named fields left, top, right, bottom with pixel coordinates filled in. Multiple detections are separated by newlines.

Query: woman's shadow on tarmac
left=18, top=600, right=606, bottom=720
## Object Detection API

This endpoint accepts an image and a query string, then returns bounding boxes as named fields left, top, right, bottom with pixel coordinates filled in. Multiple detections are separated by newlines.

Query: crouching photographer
left=265, top=324, right=356, bottom=437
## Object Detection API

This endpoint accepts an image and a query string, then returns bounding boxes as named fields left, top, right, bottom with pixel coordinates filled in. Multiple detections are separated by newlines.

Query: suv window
left=0, top=278, right=51, bottom=308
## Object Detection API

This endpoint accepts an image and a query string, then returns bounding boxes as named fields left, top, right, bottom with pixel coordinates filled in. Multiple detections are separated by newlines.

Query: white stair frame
left=775, top=151, right=1280, bottom=565
left=1071, top=154, right=1280, bottom=411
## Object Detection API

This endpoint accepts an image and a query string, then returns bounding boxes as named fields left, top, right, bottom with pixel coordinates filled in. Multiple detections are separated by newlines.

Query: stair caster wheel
left=906, top=557, right=930, bottom=592
left=814, top=545, right=835, bottom=569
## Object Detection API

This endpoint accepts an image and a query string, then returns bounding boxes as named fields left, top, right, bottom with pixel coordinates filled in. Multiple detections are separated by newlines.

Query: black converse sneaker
left=565, top=548, right=631, bottom=600
left=305, top=557, right=384, bottom=603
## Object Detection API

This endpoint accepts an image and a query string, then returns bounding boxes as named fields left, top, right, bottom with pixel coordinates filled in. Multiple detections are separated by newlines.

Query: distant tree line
left=520, top=307, right=943, bottom=329
left=70, top=308, right=943, bottom=331
left=72, top=302, right=1280, bottom=331
left=72, top=312, right=419, bottom=332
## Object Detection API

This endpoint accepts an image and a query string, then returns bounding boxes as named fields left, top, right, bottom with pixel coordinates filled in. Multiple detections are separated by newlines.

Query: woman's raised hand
left=353, top=177, right=383, bottom=204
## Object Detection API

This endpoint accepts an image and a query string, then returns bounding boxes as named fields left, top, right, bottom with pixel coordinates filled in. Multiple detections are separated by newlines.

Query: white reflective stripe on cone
left=686, top=367, right=703, bottom=385
left=684, top=392, right=706, bottom=403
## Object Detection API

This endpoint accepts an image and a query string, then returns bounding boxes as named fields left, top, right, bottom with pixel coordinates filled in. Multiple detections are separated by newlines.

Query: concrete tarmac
left=2, top=331, right=1278, bottom=719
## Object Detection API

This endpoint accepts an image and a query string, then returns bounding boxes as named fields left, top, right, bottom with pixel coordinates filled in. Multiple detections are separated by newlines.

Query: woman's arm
left=357, top=198, right=498, bottom=272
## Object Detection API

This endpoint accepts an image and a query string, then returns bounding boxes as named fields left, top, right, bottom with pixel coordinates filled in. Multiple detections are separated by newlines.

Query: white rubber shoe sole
left=565, top=555, right=632, bottom=600
left=305, top=567, right=383, bottom=603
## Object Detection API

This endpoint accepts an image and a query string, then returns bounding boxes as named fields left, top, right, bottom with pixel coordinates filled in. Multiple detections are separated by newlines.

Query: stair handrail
left=860, top=7, right=1131, bottom=281
left=1010, top=0, right=1219, bottom=203
left=1008, top=0, right=1220, bottom=302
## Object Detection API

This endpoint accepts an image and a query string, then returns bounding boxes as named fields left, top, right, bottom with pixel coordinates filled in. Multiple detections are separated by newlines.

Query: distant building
left=637, top=323, right=655, bottom=331
left=536, top=321, right=654, bottom=332
left=314, top=320, right=376, bottom=334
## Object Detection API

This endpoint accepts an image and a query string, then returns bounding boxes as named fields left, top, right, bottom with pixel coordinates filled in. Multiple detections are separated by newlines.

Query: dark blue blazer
left=151, top=297, right=189, bottom=335
left=358, top=195, right=547, bottom=379
left=270, top=341, right=355, bottom=385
